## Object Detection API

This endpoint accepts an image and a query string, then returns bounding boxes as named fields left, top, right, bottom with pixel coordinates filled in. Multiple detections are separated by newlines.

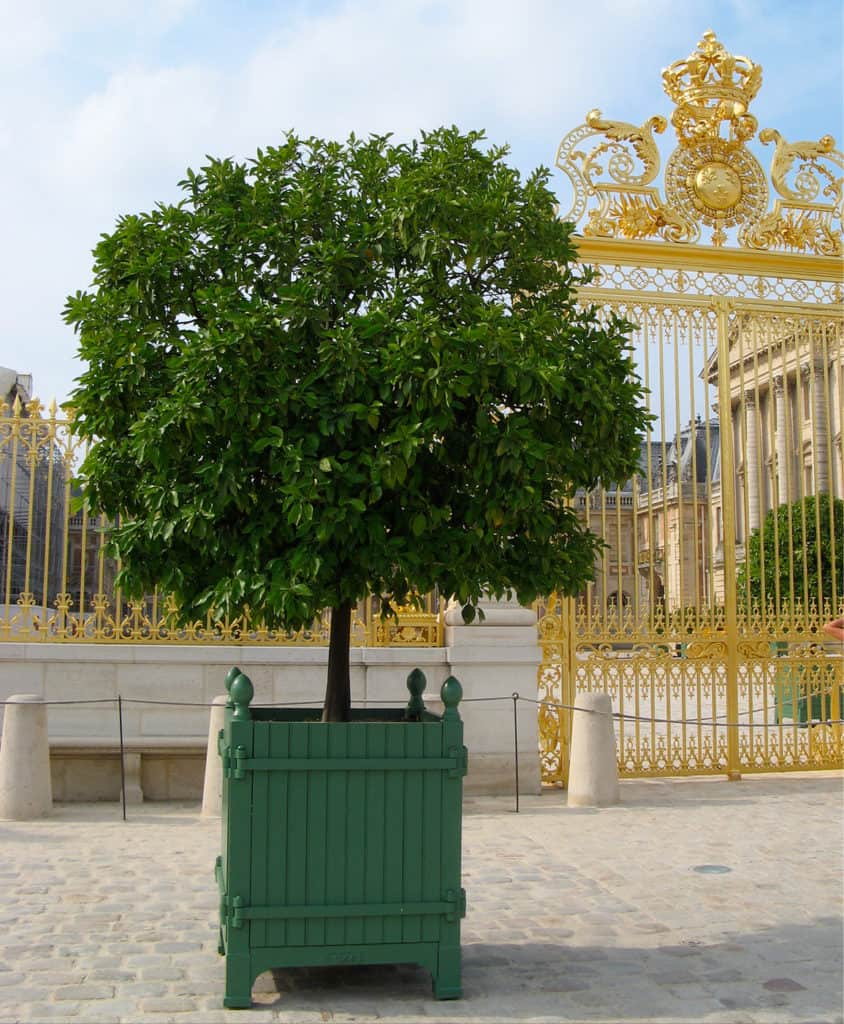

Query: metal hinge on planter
left=222, top=745, right=248, bottom=780
left=445, top=888, right=467, bottom=922
left=448, top=745, right=469, bottom=778
left=228, top=895, right=246, bottom=929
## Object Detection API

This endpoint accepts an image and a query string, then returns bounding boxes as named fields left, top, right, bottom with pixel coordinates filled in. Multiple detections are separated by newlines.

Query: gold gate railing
left=0, top=398, right=442, bottom=647
left=539, top=31, right=843, bottom=783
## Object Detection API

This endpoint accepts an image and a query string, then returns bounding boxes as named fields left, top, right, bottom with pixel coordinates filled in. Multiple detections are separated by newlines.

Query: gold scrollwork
left=684, top=640, right=728, bottom=660
left=741, top=130, right=843, bottom=255
left=580, top=110, right=667, bottom=187
left=736, top=639, right=771, bottom=659
left=555, top=108, right=687, bottom=239
left=584, top=191, right=698, bottom=244
left=761, top=130, right=842, bottom=202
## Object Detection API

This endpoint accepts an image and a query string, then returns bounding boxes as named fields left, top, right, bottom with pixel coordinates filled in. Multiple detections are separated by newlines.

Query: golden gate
left=539, top=31, right=843, bottom=783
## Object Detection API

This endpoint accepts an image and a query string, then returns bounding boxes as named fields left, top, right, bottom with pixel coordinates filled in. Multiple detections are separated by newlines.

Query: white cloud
left=44, top=0, right=705, bottom=232
left=55, top=63, right=225, bottom=205
left=0, top=0, right=841, bottom=404
left=234, top=0, right=700, bottom=142
left=0, top=0, right=198, bottom=70
left=0, top=4, right=58, bottom=67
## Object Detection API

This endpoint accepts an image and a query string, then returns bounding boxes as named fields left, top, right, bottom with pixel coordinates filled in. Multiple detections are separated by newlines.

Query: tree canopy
left=738, top=494, right=844, bottom=618
left=66, top=128, right=650, bottom=715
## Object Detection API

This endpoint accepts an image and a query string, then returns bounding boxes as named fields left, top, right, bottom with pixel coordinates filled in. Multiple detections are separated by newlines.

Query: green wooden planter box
left=215, top=668, right=467, bottom=1008
left=771, top=642, right=844, bottom=725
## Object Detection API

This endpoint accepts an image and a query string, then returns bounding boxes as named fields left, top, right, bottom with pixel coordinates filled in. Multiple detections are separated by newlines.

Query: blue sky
left=2, top=0, right=842, bottom=406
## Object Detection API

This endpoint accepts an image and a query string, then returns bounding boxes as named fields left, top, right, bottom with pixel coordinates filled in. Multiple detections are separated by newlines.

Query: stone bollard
left=567, top=691, right=620, bottom=807
left=0, top=694, right=52, bottom=819
left=201, top=695, right=229, bottom=818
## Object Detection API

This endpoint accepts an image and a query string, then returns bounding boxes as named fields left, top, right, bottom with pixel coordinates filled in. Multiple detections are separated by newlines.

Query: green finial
left=441, top=675, right=463, bottom=719
left=405, top=667, right=427, bottom=721
left=230, top=672, right=254, bottom=720
left=224, top=666, right=241, bottom=707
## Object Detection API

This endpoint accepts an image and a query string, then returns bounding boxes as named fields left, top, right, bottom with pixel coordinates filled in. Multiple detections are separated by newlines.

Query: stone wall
left=0, top=599, right=541, bottom=800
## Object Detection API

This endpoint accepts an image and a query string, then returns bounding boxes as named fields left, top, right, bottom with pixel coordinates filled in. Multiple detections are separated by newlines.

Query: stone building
left=578, top=310, right=844, bottom=617
left=577, top=422, right=722, bottom=619
left=705, top=315, right=843, bottom=604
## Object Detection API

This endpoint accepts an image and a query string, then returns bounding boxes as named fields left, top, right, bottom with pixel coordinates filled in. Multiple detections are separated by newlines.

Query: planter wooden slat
left=363, top=723, right=387, bottom=946
left=344, top=724, right=367, bottom=946
left=249, top=722, right=269, bottom=950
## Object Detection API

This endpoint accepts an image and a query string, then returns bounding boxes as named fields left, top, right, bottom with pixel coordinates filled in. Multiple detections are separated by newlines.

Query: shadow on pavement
left=251, top=918, right=843, bottom=1021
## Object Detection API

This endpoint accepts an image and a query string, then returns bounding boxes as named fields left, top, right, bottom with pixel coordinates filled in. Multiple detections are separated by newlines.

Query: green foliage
left=66, top=128, right=650, bottom=631
left=738, top=494, right=844, bottom=613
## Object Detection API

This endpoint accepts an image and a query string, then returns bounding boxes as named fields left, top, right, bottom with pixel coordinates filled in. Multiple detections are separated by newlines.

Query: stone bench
left=49, top=736, right=207, bottom=803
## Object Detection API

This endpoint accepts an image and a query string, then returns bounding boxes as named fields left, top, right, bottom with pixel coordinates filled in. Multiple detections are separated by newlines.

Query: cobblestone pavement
left=0, top=773, right=841, bottom=1024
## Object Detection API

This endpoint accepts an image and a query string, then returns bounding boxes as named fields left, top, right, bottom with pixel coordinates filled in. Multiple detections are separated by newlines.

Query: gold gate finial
left=663, top=30, right=762, bottom=146
left=555, top=31, right=842, bottom=254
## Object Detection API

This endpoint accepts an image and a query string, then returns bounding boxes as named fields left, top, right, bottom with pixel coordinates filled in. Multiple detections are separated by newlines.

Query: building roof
left=0, top=367, right=33, bottom=407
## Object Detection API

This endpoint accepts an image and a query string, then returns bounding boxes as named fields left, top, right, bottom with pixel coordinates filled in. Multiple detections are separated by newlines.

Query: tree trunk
left=322, top=602, right=352, bottom=722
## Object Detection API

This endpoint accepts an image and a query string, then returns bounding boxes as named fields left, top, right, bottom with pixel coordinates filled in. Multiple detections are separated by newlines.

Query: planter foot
left=223, top=995, right=253, bottom=1009
left=433, top=950, right=462, bottom=1000
left=224, top=954, right=253, bottom=1009
left=433, top=979, right=462, bottom=1000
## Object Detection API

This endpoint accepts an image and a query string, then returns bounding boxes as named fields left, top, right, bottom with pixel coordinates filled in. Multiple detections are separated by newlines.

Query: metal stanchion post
left=512, top=692, right=520, bottom=813
left=118, top=695, right=127, bottom=821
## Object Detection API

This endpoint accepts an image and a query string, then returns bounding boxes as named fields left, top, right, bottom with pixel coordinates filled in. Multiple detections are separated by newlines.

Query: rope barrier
left=0, top=698, right=119, bottom=706
left=1, top=693, right=841, bottom=728
left=0, top=687, right=839, bottom=822
left=529, top=696, right=844, bottom=728
left=3, top=688, right=839, bottom=729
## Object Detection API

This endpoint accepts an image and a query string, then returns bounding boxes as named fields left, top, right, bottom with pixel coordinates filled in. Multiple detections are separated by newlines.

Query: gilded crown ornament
left=555, top=30, right=843, bottom=254
left=662, top=29, right=762, bottom=145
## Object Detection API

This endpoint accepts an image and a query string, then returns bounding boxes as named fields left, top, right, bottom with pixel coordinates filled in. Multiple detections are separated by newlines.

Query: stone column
left=0, top=695, right=52, bottom=819
left=774, top=375, right=789, bottom=506
left=444, top=594, right=541, bottom=795
left=567, top=691, right=619, bottom=807
left=743, top=390, right=760, bottom=533
left=811, top=359, right=829, bottom=494
left=201, top=695, right=229, bottom=818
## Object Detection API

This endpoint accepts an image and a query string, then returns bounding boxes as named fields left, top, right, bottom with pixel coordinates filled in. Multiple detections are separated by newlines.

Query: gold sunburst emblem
left=664, top=138, right=768, bottom=241
left=694, top=162, right=742, bottom=209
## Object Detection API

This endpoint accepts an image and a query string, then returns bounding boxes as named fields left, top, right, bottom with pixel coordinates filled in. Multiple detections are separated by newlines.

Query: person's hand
left=822, top=616, right=844, bottom=642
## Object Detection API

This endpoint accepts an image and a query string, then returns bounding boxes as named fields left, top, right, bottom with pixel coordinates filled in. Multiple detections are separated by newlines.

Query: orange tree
left=66, top=129, right=649, bottom=720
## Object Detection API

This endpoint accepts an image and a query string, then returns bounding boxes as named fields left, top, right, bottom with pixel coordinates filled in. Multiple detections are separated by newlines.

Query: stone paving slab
left=0, top=773, right=841, bottom=1023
